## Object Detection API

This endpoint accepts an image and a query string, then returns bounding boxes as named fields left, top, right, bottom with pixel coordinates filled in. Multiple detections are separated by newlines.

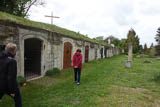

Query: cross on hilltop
left=45, top=11, right=60, bottom=24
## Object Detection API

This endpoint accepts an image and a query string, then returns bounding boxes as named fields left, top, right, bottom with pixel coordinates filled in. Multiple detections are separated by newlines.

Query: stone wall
left=89, top=43, right=96, bottom=61
left=18, top=27, right=49, bottom=76
left=0, top=21, right=123, bottom=80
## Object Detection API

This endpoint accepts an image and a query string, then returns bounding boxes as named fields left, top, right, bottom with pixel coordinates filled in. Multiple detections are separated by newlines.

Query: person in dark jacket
left=72, top=49, right=82, bottom=85
left=0, top=43, right=22, bottom=107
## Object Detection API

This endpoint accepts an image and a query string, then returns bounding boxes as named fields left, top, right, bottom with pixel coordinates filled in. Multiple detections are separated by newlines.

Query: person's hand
left=10, top=93, right=15, bottom=97
left=74, top=66, right=78, bottom=68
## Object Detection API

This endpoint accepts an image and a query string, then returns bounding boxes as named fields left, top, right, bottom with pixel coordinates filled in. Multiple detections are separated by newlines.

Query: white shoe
left=77, top=82, right=80, bottom=85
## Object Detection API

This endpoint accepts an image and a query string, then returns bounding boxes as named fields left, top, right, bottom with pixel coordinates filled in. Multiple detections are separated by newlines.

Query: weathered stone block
left=0, top=25, right=16, bottom=37
left=75, top=40, right=83, bottom=47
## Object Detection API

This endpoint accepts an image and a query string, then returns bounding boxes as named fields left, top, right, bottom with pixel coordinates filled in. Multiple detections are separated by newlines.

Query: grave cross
left=45, top=11, right=60, bottom=24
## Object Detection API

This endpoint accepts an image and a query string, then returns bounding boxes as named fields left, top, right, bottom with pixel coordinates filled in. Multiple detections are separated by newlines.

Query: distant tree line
left=141, top=26, right=160, bottom=56
left=98, top=28, right=158, bottom=56
left=142, top=27, right=160, bottom=56
left=155, top=27, right=160, bottom=56
left=95, top=25, right=160, bottom=56
left=101, top=28, right=142, bottom=54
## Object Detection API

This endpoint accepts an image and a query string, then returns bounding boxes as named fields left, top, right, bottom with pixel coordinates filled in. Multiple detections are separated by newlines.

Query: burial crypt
left=0, top=12, right=123, bottom=80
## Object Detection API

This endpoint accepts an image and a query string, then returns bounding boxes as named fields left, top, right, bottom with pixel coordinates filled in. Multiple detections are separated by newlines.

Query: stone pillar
left=126, top=42, right=132, bottom=68
left=128, top=42, right=133, bottom=61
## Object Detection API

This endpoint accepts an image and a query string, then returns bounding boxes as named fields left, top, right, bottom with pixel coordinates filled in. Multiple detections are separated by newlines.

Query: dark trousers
left=74, top=68, right=81, bottom=83
left=0, top=88, right=22, bottom=107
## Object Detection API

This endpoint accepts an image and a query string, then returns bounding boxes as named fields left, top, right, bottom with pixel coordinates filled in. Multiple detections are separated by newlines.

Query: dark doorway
left=100, top=48, right=103, bottom=59
left=95, top=48, right=97, bottom=59
left=24, top=38, right=42, bottom=79
left=85, top=45, right=89, bottom=63
left=0, top=45, right=5, bottom=52
left=63, top=42, right=72, bottom=69
left=104, top=48, right=107, bottom=58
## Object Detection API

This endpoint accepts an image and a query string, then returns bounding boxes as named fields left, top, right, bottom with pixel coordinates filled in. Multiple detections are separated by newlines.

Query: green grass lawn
left=1, top=55, right=160, bottom=107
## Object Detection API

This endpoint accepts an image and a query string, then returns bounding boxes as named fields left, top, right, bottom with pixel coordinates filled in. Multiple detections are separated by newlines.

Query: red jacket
left=72, top=52, right=82, bottom=69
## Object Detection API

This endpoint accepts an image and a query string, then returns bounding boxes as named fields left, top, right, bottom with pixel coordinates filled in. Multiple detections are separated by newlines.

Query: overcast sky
left=28, top=0, right=160, bottom=47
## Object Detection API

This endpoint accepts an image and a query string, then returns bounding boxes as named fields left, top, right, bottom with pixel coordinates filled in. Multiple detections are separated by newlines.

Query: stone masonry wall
left=0, top=21, right=123, bottom=79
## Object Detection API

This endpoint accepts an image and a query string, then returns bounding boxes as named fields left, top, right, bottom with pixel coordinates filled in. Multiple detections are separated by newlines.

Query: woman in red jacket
left=72, top=49, right=82, bottom=85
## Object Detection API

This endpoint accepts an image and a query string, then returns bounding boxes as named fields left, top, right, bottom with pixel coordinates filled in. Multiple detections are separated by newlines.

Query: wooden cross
left=45, top=11, right=60, bottom=24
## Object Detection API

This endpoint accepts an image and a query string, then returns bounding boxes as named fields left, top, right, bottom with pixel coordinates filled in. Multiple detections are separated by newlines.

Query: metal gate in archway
left=24, top=38, right=42, bottom=79
left=100, top=48, right=103, bottom=59
left=95, top=48, right=98, bottom=59
left=0, top=45, right=5, bottom=52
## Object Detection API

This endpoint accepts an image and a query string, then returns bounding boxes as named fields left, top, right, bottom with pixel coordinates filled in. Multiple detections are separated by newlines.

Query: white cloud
left=28, top=0, right=160, bottom=46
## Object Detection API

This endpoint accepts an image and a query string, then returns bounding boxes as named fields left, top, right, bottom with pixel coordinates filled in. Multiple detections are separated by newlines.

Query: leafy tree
left=125, top=28, right=141, bottom=53
left=155, top=27, right=160, bottom=45
left=104, top=35, right=121, bottom=47
left=135, top=35, right=141, bottom=53
left=139, top=45, right=143, bottom=54
left=155, top=27, right=160, bottom=55
left=150, top=46, right=156, bottom=56
left=119, top=39, right=127, bottom=50
left=0, top=0, right=45, bottom=17
left=143, top=43, right=149, bottom=54
left=155, top=45, right=160, bottom=56
left=150, top=43, right=154, bottom=49
left=148, top=43, right=154, bottom=55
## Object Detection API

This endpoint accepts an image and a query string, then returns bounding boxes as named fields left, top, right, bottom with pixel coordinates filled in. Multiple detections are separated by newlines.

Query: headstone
left=156, top=57, right=160, bottom=60
left=125, top=61, right=131, bottom=68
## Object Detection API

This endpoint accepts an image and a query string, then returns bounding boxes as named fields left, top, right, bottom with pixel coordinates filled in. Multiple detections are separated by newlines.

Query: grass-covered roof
left=0, top=11, right=111, bottom=47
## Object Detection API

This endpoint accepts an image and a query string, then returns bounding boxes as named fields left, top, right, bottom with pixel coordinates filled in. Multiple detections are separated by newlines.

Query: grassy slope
left=1, top=55, right=160, bottom=107
left=0, top=11, right=110, bottom=47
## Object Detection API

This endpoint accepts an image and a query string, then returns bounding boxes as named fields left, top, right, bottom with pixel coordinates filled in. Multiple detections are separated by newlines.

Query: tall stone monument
left=128, top=42, right=133, bottom=61
left=125, top=42, right=133, bottom=68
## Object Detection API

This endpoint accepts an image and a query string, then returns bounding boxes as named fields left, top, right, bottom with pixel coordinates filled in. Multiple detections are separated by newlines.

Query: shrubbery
left=45, top=68, right=60, bottom=76
left=17, top=76, right=26, bottom=86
